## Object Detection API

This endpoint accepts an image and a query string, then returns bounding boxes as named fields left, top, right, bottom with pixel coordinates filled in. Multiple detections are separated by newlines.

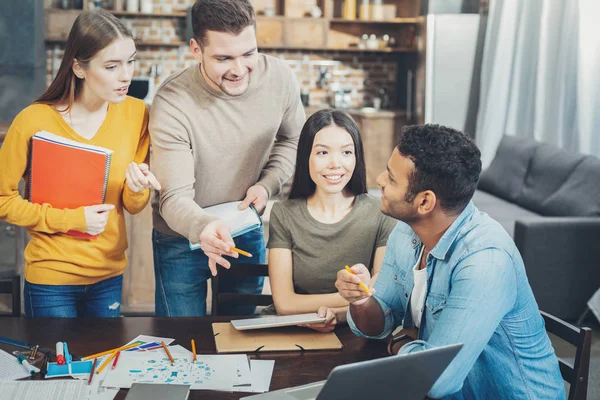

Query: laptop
left=241, top=343, right=462, bottom=400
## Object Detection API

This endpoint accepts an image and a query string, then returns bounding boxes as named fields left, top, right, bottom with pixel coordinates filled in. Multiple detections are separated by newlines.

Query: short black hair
left=191, top=0, right=256, bottom=47
left=397, top=124, right=481, bottom=214
left=289, top=109, right=368, bottom=199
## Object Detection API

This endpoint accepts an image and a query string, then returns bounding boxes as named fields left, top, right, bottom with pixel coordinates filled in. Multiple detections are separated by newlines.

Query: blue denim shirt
left=348, top=202, right=565, bottom=399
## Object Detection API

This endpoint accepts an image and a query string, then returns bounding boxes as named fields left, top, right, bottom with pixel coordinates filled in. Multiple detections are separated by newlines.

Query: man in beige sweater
left=149, top=0, right=305, bottom=316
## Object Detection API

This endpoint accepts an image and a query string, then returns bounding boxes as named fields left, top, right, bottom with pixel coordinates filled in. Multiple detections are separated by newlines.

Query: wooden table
left=0, top=317, right=388, bottom=399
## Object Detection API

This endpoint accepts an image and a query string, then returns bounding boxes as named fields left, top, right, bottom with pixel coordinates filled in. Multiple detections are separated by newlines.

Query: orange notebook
left=27, top=131, right=113, bottom=239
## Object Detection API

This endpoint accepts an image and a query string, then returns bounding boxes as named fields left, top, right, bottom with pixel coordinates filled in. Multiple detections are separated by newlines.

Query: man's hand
left=83, top=204, right=114, bottom=236
left=335, top=263, right=374, bottom=306
left=300, top=307, right=338, bottom=333
left=238, top=185, right=268, bottom=214
left=125, top=162, right=162, bottom=192
left=199, top=220, right=239, bottom=276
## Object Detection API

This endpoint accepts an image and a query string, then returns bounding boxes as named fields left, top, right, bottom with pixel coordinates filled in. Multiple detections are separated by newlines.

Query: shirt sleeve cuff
left=347, top=296, right=396, bottom=340
left=397, top=340, right=433, bottom=355
left=65, top=207, right=87, bottom=233
left=256, top=173, right=281, bottom=198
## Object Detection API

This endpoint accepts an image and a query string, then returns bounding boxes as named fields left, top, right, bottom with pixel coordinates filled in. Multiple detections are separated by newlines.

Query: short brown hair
left=191, top=0, right=256, bottom=47
left=36, top=9, right=133, bottom=113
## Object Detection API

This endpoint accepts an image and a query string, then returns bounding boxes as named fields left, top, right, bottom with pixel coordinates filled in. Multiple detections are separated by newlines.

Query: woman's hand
left=300, top=307, right=338, bottom=333
left=125, top=163, right=161, bottom=193
left=83, top=204, right=114, bottom=236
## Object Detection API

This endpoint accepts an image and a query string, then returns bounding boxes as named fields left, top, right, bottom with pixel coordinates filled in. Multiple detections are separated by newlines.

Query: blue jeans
left=24, top=275, right=123, bottom=318
left=153, top=228, right=265, bottom=317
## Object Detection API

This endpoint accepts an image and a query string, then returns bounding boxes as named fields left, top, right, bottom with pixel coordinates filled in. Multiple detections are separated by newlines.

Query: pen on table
left=30, top=344, right=39, bottom=360
left=191, top=339, right=197, bottom=364
left=96, top=350, right=118, bottom=375
left=230, top=246, right=252, bottom=258
left=17, top=353, right=38, bottom=375
left=111, top=351, right=121, bottom=370
left=161, top=341, right=174, bottom=365
left=55, top=341, right=65, bottom=365
left=344, top=265, right=372, bottom=296
left=88, top=358, right=98, bottom=385
left=82, top=342, right=139, bottom=360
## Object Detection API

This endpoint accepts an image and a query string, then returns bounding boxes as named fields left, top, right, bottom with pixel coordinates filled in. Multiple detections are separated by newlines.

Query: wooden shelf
left=109, top=10, right=187, bottom=18
left=259, top=45, right=415, bottom=53
left=329, top=17, right=421, bottom=24
left=135, top=40, right=184, bottom=47
left=45, top=8, right=186, bottom=18
left=45, top=37, right=184, bottom=47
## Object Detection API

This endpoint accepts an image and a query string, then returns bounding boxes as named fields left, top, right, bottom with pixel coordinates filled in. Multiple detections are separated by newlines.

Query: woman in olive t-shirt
left=267, top=109, right=397, bottom=332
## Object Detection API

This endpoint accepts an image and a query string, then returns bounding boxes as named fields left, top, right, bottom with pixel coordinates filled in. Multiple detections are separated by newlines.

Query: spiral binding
left=101, top=153, right=112, bottom=204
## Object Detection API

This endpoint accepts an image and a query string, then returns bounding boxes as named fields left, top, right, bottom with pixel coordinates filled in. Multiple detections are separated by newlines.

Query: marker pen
left=56, top=342, right=65, bottom=365
left=17, top=354, right=39, bottom=375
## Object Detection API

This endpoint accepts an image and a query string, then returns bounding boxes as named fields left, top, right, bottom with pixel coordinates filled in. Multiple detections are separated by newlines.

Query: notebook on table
left=231, top=313, right=327, bottom=331
left=190, top=201, right=263, bottom=250
left=26, top=130, right=113, bottom=239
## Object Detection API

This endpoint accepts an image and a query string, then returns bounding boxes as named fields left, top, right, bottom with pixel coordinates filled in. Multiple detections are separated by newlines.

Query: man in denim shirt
left=336, top=125, right=565, bottom=399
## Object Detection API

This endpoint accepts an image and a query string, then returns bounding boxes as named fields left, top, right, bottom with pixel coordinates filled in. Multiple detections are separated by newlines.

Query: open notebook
left=190, top=201, right=263, bottom=250
left=27, top=130, right=113, bottom=239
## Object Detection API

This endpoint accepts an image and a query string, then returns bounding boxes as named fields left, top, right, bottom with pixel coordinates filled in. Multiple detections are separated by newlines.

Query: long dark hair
left=289, top=109, right=367, bottom=199
left=36, top=10, right=133, bottom=112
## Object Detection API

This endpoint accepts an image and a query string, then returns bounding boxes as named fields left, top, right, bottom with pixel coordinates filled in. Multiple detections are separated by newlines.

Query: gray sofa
left=473, top=135, right=600, bottom=320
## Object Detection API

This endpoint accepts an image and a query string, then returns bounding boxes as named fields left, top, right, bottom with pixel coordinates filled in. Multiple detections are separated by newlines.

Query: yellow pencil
left=161, top=341, right=174, bottom=365
left=345, top=265, right=372, bottom=296
left=96, top=350, right=118, bottom=375
left=191, top=339, right=197, bottom=364
left=230, top=246, right=252, bottom=258
left=82, top=342, right=139, bottom=361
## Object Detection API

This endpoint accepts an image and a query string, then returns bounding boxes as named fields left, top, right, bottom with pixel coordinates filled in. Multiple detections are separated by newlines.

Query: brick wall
left=45, top=0, right=399, bottom=109
left=46, top=42, right=398, bottom=109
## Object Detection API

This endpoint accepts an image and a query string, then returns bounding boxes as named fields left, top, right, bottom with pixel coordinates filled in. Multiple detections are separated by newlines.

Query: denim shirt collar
left=411, top=201, right=476, bottom=261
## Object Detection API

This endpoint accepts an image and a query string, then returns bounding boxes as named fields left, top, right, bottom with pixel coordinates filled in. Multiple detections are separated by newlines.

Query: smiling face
left=376, top=148, right=420, bottom=222
left=192, top=25, right=258, bottom=97
left=309, top=125, right=357, bottom=196
left=73, top=36, right=136, bottom=104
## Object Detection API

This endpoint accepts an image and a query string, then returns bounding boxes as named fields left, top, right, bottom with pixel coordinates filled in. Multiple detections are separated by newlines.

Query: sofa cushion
left=542, top=155, right=600, bottom=216
left=478, top=135, right=538, bottom=203
left=472, top=190, right=542, bottom=237
left=517, top=142, right=587, bottom=215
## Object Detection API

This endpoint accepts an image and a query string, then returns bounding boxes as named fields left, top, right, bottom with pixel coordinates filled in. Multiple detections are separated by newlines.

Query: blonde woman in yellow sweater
left=0, top=10, right=160, bottom=317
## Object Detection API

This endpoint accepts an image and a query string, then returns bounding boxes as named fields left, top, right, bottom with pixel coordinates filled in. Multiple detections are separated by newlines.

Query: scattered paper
left=102, top=347, right=237, bottom=391
left=125, top=335, right=175, bottom=352
left=0, top=380, right=87, bottom=400
left=244, top=360, right=275, bottom=393
left=0, top=349, right=31, bottom=381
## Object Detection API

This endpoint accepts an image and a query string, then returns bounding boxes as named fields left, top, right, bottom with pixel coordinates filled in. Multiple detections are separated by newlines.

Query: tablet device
left=231, top=313, right=327, bottom=330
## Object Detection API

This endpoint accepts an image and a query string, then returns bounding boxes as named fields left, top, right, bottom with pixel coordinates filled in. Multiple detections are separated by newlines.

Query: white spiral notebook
left=189, top=201, right=263, bottom=250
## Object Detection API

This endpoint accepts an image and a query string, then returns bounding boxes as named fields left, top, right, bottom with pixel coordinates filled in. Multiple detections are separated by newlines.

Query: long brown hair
left=36, top=9, right=133, bottom=112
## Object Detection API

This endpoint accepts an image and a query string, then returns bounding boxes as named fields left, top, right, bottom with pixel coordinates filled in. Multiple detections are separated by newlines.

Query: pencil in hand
left=344, top=265, right=372, bottom=296
left=230, top=246, right=252, bottom=258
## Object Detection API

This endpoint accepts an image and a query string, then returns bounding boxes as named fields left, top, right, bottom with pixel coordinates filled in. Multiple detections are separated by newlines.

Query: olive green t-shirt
left=267, top=194, right=397, bottom=294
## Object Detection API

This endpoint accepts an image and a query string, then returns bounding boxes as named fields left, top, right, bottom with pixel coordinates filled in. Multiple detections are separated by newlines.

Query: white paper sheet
left=241, top=360, right=275, bottom=393
left=0, top=380, right=87, bottom=400
left=0, top=349, right=31, bottom=381
left=102, top=347, right=238, bottom=391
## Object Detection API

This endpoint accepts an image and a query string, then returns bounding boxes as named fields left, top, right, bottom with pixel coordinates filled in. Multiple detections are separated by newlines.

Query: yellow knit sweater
left=0, top=96, right=150, bottom=285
